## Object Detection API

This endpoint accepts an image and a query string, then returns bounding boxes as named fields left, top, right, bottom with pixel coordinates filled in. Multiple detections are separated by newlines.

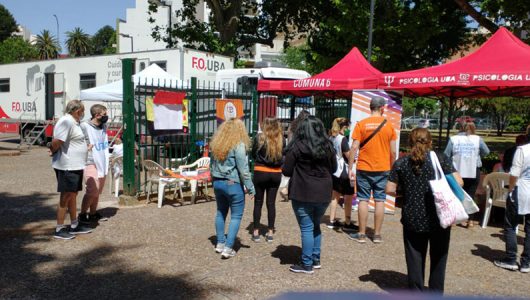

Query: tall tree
left=0, top=36, right=38, bottom=64
left=306, top=1, right=470, bottom=73
left=0, top=4, right=17, bottom=43
left=65, top=27, right=91, bottom=57
left=148, top=0, right=323, bottom=56
left=91, top=25, right=116, bottom=55
left=34, top=30, right=60, bottom=60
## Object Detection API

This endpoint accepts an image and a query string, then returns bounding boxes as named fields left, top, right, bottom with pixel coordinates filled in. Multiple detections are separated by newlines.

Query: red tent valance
left=258, top=47, right=381, bottom=97
left=379, top=27, right=530, bottom=98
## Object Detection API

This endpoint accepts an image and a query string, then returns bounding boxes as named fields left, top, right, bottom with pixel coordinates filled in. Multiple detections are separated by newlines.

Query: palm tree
left=34, top=30, right=60, bottom=60
left=65, top=27, right=91, bottom=57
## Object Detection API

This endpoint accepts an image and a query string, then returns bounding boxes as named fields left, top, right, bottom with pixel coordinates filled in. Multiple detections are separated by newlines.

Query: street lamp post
left=119, top=33, right=134, bottom=52
left=367, top=0, right=375, bottom=63
left=53, top=14, right=60, bottom=51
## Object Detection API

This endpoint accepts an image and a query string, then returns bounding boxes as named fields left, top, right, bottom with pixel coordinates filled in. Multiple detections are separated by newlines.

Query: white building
left=118, top=0, right=288, bottom=64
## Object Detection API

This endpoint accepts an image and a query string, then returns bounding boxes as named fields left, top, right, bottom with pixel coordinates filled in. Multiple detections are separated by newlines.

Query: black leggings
left=253, top=171, right=281, bottom=230
left=403, top=227, right=451, bottom=294
left=463, top=167, right=481, bottom=220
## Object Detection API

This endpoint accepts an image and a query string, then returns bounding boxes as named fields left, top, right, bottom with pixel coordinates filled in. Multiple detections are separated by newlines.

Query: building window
left=151, top=61, right=167, bottom=71
left=80, top=73, right=96, bottom=90
left=0, top=78, right=9, bottom=92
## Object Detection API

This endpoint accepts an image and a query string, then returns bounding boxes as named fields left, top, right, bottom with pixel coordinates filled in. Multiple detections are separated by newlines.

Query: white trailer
left=0, top=48, right=233, bottom=144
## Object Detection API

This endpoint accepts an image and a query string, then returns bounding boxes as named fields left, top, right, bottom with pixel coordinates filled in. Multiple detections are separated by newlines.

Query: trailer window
left=80, top=74, right=96, bottom=90
left=0, top=78, right=9, bottom=92
left=151, top=61, right=167, bottom=71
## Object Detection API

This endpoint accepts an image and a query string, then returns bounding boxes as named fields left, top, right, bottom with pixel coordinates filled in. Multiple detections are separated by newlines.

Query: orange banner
left=215, top=99, right=244, bottom=125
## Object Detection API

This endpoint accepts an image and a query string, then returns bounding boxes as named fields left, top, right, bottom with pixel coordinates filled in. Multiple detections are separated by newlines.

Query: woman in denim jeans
left=282, top=116, right=337, bottom=274
left=210, top=119, right=255, bottom=259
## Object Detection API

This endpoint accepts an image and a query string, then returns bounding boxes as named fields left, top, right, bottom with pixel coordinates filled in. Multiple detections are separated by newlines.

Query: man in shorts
left=49, top=100, right=93, bottom=240
left=79, top=104, right=110, bottom=224
left=348, top=96, right=397, bottom=244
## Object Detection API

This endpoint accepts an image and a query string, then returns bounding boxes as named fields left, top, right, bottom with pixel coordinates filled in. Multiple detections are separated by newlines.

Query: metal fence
left=129, top=77, right=256, bottom=195
left=121, top=60, right=353, bottom=197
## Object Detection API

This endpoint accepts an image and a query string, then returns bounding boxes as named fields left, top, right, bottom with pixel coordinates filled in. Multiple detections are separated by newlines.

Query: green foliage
left=402, top=97, right=439, bottom=117
left=280, top=44, right=313, bottom=74
left=34, top=30, right=60, bottom=60
left=0, top=4, right=17, bottom=43
left=148, top=0, right=323, bottom=57
left=475, top=0, right=530, bottom=42
left=307, top=1, right=470, bottom=73
left=66, top=27, right=91, bottom=57
left=91, top=25, right=116, bottom=55
left=467, top=97, right=530, bottom=136
left=0, top=36, right=38, bottom=64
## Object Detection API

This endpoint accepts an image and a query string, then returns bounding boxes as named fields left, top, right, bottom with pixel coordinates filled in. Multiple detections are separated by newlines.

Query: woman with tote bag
left=386, top=128, right=463, bottom=294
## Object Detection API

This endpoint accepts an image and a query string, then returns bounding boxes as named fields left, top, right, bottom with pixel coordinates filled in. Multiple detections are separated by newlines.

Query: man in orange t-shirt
left=347, top=96, right=397, bottom=244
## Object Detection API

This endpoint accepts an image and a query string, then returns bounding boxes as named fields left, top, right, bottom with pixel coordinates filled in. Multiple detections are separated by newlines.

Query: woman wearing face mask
left=327, top=118, right=357, bottom=232
left=79, top=104, right=111, bottom=224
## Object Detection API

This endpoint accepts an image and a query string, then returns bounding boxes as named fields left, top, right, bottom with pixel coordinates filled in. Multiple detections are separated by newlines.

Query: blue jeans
left=291, top=200, right=329, bottom=267
left=503, top=187, right=530, bottom=265
left=214, top=180, right=245, bottom=249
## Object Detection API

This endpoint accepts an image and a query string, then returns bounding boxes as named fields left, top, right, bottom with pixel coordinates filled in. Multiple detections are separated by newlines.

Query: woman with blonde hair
left=444, top=121, right=489, bottom=227
left=251, top=117, right=284, bottom=242
left=210, top=118, right=255, bottom=259
left=386, top=128, right=463, bottom=293
left=327, top=117, right=357, bottom=231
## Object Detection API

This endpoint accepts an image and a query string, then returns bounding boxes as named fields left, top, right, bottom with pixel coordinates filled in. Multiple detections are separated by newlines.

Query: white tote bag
left=429, top=151, right=469, bottom=228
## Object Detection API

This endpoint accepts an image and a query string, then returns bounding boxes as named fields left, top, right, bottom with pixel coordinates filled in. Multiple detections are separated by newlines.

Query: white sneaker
left=221, top=247, right=236, bottom=259
left=215, top=243, right=225, bottom=253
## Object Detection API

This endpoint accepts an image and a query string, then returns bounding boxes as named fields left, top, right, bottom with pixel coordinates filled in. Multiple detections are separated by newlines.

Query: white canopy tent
left=80, top=64, right=184, bottom=102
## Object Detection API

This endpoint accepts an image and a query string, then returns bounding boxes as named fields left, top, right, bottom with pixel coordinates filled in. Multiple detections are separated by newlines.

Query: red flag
left=153, top=90, right=185, bottom=105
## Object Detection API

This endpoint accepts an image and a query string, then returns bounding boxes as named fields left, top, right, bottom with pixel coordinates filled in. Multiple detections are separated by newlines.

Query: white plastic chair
left=142, top=159, right=180, bottom=208
left=177, top=157, right=211, bottom=203
left=481, top=172, right=510, bottom=228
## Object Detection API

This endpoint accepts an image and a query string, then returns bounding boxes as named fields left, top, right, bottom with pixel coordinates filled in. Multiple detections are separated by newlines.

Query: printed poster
left=215, top=99, right=244, bottom=125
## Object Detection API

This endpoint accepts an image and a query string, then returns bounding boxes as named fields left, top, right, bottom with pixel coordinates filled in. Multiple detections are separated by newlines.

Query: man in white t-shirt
left=79, top=104, right=110, bottom=224
left=49, top=100, right=93, bottom=240
left=495, top=125, right=530, bottom=272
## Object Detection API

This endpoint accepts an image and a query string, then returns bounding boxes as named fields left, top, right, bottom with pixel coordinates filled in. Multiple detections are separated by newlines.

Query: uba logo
left=191, top=57, right=225, bottom=72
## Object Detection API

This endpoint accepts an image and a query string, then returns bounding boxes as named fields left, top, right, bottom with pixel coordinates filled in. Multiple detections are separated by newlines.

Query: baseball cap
left=370, top=96, right=387, bottom=110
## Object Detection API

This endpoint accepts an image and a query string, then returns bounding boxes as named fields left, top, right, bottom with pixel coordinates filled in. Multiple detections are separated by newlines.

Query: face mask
left=79, top=112, right=85, bottom=120
left=344, top=129, right=351, bottom=137
left=100, top=115, right=109, bottom=124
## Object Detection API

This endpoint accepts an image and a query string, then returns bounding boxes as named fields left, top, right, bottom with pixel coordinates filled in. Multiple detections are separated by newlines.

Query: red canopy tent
left=379, top=27, right=530, bottom=98
left=258, top=47, right=381, bottom=97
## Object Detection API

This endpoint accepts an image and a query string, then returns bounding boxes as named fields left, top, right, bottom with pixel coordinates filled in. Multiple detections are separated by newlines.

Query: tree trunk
left=453, top=0, right=499, bottom=33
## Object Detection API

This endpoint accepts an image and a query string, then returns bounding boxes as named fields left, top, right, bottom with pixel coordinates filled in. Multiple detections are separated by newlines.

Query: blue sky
left=1, top=0, right=136, bottom=52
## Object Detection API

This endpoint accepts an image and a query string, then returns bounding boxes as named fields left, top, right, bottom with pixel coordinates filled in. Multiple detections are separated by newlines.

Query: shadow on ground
left=271, top=245, right=301, bottom=265
left=359, top=269, right=408, bottom=292
left=471, top=244, right=505, bottom=263
left=208, top=235, right=249, bottom=252
left=0, top=191, right=232, bottom=298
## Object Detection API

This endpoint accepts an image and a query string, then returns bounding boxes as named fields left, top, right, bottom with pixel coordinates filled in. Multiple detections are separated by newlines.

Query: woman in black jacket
left=282, top=116, right=337, bottom=274
left=251, top=117, right=284, bottom=242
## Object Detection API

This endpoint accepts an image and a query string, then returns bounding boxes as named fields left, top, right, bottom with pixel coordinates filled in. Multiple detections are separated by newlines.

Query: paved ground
left=1, top=143, right=529, bottom=299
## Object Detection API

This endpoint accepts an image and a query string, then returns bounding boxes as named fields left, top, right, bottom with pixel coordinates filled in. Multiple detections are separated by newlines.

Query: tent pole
left=437, top=98, right=444, bottom=150
left=446, top=94, right=455, bottom=143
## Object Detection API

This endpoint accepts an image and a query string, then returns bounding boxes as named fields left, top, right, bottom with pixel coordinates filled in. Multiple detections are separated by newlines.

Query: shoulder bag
left=360, top=119, right=387, bottom=149
left=429, top=151, right=468, bottom=228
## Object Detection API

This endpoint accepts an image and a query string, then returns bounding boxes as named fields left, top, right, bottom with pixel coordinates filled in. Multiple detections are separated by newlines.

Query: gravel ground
left=0, top=144, right=529, bottom=299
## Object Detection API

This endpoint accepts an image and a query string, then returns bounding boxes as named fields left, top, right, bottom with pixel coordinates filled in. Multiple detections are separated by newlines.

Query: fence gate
left=130, top=78, right=256, bottom=195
